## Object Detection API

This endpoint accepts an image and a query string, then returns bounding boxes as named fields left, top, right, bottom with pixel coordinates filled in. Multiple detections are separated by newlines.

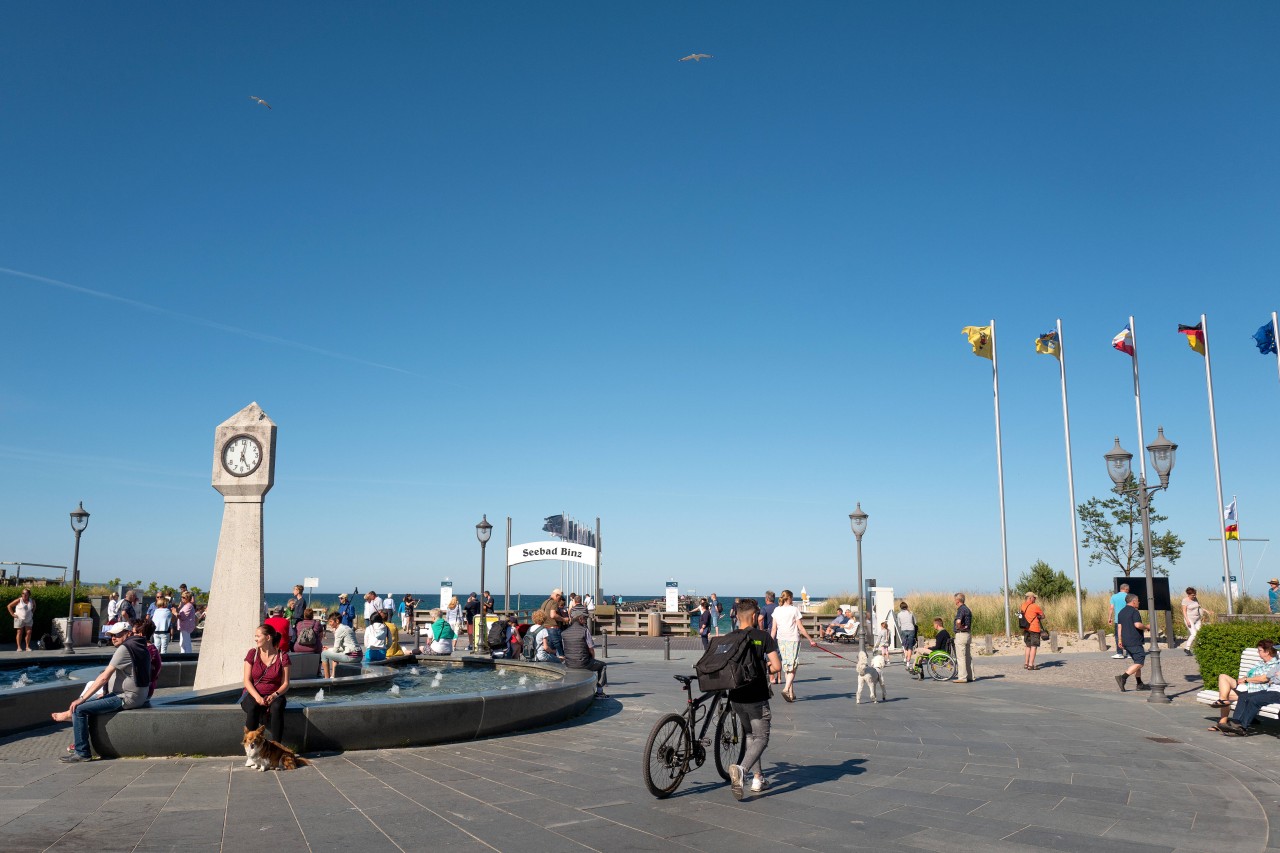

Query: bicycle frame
left=681, top=679, right=728, bottom=753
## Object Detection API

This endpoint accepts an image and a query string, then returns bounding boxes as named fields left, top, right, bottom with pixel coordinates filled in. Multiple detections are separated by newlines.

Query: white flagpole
left=1057, top=320, right=1085, bottom=638
left=1202, top=313, right=1234, bottom=615
left=1129, top=315, right=1148, bottom=483
left=1273, top=312, right=1280, bottom=386
left=990, top=319, right=1012, bottom=639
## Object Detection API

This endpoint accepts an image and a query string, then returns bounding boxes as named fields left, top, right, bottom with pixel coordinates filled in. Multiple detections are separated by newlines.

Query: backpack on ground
left=1017, top=610, right=1030, bottom=630
left=694, top=629, right=761, bottom=693
left=297, top=622, right=317, bottom=647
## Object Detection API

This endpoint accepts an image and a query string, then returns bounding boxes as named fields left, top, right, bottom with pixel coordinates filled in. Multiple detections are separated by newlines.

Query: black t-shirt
left=933, top=629, right=952, bottom=651
left=1117, top=605, right=1144, bottom=648
left=954, top=604, right=972, bottom=633
left=697, top=610, right=712, bottom=635
left=727, top=627, right=778, bottom=705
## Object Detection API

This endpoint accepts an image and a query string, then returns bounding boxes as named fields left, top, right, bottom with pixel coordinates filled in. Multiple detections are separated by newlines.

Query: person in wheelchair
left=907, top=618, right=954, bottom=679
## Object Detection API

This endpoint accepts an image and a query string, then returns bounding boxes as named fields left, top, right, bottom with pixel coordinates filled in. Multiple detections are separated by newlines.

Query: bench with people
left=1197, top=640, right=1280, bottom=735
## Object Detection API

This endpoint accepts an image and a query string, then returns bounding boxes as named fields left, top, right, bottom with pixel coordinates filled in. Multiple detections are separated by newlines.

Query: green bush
left=1013, top=560, right=1078, bottom=602
left=1192, top=622, right=1280, bottom=689
left=2, top=585, right=90, bottom=645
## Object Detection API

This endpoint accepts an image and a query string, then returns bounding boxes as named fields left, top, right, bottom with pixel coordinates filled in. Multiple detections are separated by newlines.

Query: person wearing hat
left=337, top=593, right=355, bottom=629
left=1269, top=579, right=1280, bottom=615
left=561, top=606, right=607, bottom=698
left=265, top=607, right=290, bottom=651
left=55, top=621, right=152, bottom=762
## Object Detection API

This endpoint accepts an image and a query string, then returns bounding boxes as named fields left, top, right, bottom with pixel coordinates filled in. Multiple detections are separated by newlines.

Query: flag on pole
left=1035, top=330, right=1061, bottom=358
left=542, top=515, right=564, bottom=536
left=1112, top=324, right=1135, bottom=356
left=1178, top=322, right=1206, bottom=355
left=1256, top=321, right=1278, bottom=355
left=1225, top=499, right=1239, bottom=540
left=962, top=325, right=994, bottom=359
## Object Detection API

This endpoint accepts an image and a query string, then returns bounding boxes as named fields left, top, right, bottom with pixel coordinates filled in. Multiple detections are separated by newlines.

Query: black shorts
left=1023, top=631, right=1040, bottom=648
left=1124, top=644, right=1146, bottom=665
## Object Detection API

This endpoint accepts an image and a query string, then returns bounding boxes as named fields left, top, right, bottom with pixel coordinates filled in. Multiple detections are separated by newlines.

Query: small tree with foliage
left=1014, top=560, right=1077, bottom=601
left=1078, top=475, right=1184, bottom=576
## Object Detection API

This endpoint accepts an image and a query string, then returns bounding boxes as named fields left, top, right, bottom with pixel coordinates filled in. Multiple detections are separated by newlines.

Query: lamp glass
left=476, top=516, right=493, bottom=544
left=69, top=502, right=90, bottom=534
left=849, top=503, right=868, bottom=537
left=1104, top=438, right=1132, bottom=486
left=1147, top=428, right=1177, bottom=480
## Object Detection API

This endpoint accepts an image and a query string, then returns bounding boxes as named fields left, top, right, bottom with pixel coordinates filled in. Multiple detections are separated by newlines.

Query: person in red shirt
left=1020, top=593, right=1046, bottom=671
left=264, top=606, right=290, bottom=651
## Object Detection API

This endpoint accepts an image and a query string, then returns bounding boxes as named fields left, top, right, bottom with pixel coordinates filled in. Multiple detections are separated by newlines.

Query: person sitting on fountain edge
left=561, top=606, right=607, bottom=698
left=57, top=621, right=152, bottom=762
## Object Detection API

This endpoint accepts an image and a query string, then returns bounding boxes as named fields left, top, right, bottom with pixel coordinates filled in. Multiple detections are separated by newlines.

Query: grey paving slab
left=0, top=646, right=1274, bottom=852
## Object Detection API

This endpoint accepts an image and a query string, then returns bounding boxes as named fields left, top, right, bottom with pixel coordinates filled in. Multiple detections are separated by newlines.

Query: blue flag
left=1255, top=321, right=1277, bottom=355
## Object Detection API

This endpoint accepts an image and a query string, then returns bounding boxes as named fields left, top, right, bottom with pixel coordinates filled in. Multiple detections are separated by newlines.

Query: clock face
left=222, top=434, right=263, bottom=477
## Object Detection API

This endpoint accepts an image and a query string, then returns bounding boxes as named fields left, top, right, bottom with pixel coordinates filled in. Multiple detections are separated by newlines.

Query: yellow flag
left=962, top=325, right=994, bottom=359
left=1035, top=330, right=1061, bottom=358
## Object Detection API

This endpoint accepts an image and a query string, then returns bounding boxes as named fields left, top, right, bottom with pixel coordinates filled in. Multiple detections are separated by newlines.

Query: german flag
left=1178, top=322, right=1206, bottom=356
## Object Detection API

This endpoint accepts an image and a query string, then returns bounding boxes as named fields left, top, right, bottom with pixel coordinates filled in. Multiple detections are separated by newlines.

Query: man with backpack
left=710, top=598, right=781, bottom=800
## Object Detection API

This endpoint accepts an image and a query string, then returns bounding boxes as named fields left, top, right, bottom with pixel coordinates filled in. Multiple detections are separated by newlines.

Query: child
left=874, top=621, right=890, bottom=658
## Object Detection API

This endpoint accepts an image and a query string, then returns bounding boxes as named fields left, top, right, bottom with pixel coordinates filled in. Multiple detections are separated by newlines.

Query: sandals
left=1209, top=699, right=1232, bottom=708
left=782, top=689, right=795, bottom=703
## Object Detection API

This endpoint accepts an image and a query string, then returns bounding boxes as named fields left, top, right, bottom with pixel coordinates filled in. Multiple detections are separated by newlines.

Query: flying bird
left=248, top=96, right=272, bottom=110
left=679, top=54, right=713, bottom=62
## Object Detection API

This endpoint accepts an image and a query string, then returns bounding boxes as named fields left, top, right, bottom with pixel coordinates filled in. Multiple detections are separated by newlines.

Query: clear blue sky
left=4, top=2, right=1280, bottom=599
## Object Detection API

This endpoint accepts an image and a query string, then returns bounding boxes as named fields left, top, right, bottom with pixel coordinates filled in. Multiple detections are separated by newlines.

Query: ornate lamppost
left=65, top=502, right=90, bottom=654
left=475, top=515, right=492, bottom=654
left=849, top=503, right=868, bottom=658
left=1104, top=428, right=1177, bottom=704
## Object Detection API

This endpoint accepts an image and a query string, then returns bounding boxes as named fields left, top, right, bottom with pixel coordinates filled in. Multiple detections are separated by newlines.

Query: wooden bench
left=1194, top=647, right=1280, bottom=721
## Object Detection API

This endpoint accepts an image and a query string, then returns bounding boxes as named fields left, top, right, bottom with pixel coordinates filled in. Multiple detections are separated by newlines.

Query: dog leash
left=812, top=643, right=856, bottom=662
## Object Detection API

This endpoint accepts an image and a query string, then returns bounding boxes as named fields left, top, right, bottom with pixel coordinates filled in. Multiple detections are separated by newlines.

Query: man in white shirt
left=364, top=592, right=380, bottom=622
left=383, top=594, right=396, bottom=619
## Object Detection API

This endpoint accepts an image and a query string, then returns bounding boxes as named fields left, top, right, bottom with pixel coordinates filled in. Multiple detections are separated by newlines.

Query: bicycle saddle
left=673, top=674, right=696, bottom=685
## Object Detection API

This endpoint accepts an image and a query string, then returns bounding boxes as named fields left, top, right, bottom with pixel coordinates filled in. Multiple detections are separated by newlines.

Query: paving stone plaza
left=0, top=639, right=1274, bottom=853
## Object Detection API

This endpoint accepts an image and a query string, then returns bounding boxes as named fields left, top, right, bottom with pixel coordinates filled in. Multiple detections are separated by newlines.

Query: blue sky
left=4, top=2, right=1280, bottom=599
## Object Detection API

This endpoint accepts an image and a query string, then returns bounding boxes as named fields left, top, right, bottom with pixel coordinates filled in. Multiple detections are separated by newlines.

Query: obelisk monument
left=194, top=402, right=277, bottom=690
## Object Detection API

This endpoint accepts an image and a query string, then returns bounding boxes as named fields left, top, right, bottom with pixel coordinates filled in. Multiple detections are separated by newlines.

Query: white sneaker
left=1110, top=653, right=1126, bottom=659
left=728, top=764, right=744, bottom=800
left=751, top=776, right=769, bottom=793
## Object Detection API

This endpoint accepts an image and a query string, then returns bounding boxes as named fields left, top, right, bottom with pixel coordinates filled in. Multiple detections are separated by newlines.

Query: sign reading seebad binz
left=508, top=541, right=598, bottom=566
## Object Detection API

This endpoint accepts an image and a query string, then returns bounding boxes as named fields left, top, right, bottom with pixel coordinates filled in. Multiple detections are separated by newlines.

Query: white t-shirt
left=772, top=604, right=802, bottom=642
left=383, top=597, right=395, bottom=612
left=896, top=610, right=917, bottom=633
left=364, top=600, right=379, bottom=619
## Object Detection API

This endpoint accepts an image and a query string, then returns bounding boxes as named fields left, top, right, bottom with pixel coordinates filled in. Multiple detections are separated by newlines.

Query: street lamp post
left=849, top=503, right=868, bottom=659
left=475, top=515, right=492, bottom=654
left=65, top=502, right=90, bottom=654
left=1104, top=428, right=1178, bottom=704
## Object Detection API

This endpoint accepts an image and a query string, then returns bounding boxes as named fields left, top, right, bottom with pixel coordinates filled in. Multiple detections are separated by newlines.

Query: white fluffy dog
left=855, top=650, right=887, bottom=704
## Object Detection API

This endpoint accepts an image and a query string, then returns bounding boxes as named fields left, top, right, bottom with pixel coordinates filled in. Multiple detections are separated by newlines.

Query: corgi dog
left=242, top=725, right=310, bottom=771
left=855, top=650, right=887, bottom=704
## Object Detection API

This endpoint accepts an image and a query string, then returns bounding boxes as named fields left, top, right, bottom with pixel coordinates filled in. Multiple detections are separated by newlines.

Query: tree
left=1077, top=476, right=1184, bottom=576
left=1014, top=560, right=1076, bottom=601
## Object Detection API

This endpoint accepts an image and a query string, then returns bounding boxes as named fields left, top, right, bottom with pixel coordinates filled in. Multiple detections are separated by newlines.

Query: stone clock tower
left=194, top=402, right=277, bottom=690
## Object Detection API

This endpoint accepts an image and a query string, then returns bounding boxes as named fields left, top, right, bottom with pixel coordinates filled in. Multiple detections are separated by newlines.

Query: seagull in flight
left=679, top=54, right=713, bottom=62
left=248, top=95, right=272, bottom=110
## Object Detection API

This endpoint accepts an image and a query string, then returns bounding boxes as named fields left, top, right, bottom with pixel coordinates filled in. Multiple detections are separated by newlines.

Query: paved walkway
left=0, top=643, right=1275, bottom=852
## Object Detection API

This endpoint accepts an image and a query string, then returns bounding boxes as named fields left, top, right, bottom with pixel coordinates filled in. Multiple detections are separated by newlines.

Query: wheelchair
left=906, top=646, right=956, bottom=681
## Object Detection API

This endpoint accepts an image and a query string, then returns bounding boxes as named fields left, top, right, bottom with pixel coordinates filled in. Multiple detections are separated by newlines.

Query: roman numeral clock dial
left=221, top=434, right=262, bottom=477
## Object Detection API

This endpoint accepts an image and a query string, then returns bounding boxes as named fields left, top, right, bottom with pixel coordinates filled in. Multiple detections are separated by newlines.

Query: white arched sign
left=508, top=541, right=598, bottom=567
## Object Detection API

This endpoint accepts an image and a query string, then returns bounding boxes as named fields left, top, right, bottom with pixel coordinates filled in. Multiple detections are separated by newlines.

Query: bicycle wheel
left=713, top=705, right=746, bottom=781
left=929, top=654, right=956, bottom=681
left=643, top=713, right=691, bottom=798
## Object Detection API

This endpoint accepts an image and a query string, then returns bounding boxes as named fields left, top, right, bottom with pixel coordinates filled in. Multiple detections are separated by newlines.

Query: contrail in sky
left=0, top=266, right=416, bottom=376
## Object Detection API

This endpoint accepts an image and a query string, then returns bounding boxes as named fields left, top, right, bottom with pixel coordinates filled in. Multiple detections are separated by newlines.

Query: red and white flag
left=1112, top=324, right=1135, bottom=356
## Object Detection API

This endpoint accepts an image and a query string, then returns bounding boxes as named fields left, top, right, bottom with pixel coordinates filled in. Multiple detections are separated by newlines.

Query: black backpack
left=522, top=627, right=539, bottom=661
left=694, top=629, right=761, bottom=693
left=1017, top=610, right=1030, bottom=630
left=487, top=619, right=507, bottom=649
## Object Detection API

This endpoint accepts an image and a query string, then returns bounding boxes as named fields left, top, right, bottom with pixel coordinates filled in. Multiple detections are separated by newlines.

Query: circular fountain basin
left=87, top=656, right=596, bottom=757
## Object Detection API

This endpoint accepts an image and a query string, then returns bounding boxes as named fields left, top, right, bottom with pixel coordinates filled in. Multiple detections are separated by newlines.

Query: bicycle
left=906, top=647, right=956, bottom=681
left=642, top=674, right=746, bottom=799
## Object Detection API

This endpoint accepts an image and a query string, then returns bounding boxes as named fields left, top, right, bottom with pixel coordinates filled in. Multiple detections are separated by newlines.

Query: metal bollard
left=664, top=636, right=671, bottom=660
left=602, top=632, right=608, bottom=659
